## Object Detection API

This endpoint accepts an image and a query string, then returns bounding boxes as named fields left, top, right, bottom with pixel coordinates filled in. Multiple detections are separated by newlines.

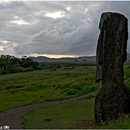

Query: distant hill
left=29, top=56, right=96, bottom=62
left=29, top=53, right=130, bottom=62
left=29, top=56, right=50, bottom=61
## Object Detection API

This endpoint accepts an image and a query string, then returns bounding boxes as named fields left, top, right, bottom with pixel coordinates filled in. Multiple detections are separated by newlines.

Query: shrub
left=71, top=81, right=86, bottom=90
left=0, top=68, right=9, bottom=74
left=55, top=84, right=62, bottom=89
left=56, top=83, right=71, bottom=90
left=79, top=87, right=91, bottom=95
left=67, top=89, right=78, bottom=95
left=49, top=65, right=55, bottom=69
left=78, top=86, right=98, bottom=96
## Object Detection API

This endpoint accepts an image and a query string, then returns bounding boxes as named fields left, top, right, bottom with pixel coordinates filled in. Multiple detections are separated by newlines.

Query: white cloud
left=0, top=47, right=4, bottom=51
left=0, top=40, right=9, bottom=44
left=14, top=19, right=97, bottom=56
left=13, top=16, right=19, bottom=19
left=0, top=0, right=10, bottom=5
left=85, top=8, right=88, bottom=12
left=45, top=11, right=65, bottom=19
left=10, top=20, right=29, bottom=25
left=66, top=6, right=71, bottom=11
left=0, top=1, right=130, bottom=58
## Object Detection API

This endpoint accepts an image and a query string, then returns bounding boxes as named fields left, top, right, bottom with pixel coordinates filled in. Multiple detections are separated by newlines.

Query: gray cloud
left=0, top=1, right=130, bottom=57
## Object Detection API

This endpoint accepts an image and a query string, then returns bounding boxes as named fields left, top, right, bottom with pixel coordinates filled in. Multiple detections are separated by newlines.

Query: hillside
left=29, top=56, right=96, bottom=62
left=29, top=54, right=130, bottom=62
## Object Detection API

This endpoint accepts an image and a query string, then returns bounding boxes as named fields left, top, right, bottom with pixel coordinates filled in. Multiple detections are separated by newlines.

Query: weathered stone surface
left=96, top=12, right=128, bottom=88
left=95, top=82, right=130, bottom=124
left=95, top=12, right=130, bottom=124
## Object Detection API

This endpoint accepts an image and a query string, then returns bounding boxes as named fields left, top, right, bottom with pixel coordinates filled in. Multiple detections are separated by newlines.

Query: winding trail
left=0, top=90, right=98, bottom=129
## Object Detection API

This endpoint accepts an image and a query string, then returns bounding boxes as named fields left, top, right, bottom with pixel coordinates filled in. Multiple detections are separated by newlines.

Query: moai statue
left=96, top=12, right=128, bottom=88
left=95, top=12, right=130, bottom=124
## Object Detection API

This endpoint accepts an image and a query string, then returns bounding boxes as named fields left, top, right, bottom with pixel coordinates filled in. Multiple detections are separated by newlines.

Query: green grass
left=124, top=66, right=130, bottom=80
left=21, top=65, right=130, bottom=129
left=22, top=97, right=130, bottom=129
left=22, top=97, right=95, bottom=129
left=96, top=115, right=130, bottom=129
left=0, top=65, right=129, bottom=112
left=1, top=64, right=130, bottom=129
left=0, top=66, right=98, bottom=112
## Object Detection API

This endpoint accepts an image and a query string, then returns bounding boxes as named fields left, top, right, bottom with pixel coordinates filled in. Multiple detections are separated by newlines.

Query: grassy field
left=1, top=63, right=130, bottom=129
left=22, top=97, right=95, bottom=129
left=0, top=65, right=98, bottom=112
left=22, top=65, right=130, bottom=129
left=22, top=97, right=130, bottom=129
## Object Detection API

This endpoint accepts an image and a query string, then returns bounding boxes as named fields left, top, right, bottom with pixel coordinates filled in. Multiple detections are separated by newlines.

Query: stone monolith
left=95, top=12, right=130, bottom=124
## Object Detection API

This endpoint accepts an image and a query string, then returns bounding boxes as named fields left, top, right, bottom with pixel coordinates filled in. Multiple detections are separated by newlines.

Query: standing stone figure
left=95, top=12, right=130, bottom=124
left=96, top=12, right=128, bottom=88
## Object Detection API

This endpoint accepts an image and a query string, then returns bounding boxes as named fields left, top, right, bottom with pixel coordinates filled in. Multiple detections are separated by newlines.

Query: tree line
left=0, top=55, right=41, bottom=75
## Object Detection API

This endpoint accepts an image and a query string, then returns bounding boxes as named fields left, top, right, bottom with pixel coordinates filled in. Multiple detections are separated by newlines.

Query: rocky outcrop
left=95, top=12, right=130, bottom=124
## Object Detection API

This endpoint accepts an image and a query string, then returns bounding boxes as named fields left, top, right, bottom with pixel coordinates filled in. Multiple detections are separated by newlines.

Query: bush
left=0, top=55, right=41, bottom=75
left=71, top=81, right=85, bottom=90
left=67, top=89, right=78, bottom=95
left=55, top=84, right=62, bottom=89
left=78, top=86, right=98, bottom=96
left=79, top=87, right=91, bottom=95
left=0, top=68, right=9, bottom=74
left=56, top=83, right=71, bottom=90
left=49, top=65, right=55, bottom=69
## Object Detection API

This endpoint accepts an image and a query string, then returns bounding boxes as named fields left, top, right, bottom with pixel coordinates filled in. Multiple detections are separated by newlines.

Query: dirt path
left=0, top=90, right=98, bottom=129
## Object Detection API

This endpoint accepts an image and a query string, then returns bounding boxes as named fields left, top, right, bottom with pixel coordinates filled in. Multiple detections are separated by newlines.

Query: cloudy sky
left=0, top=1, right=130, bottom=58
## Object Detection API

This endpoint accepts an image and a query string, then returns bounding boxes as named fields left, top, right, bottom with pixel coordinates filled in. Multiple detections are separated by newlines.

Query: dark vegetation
left=0, top=55, right=41, bottom=75
left=1, top=54, right=129, bottom=76
left=0, top=55, right=96, bottom=75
